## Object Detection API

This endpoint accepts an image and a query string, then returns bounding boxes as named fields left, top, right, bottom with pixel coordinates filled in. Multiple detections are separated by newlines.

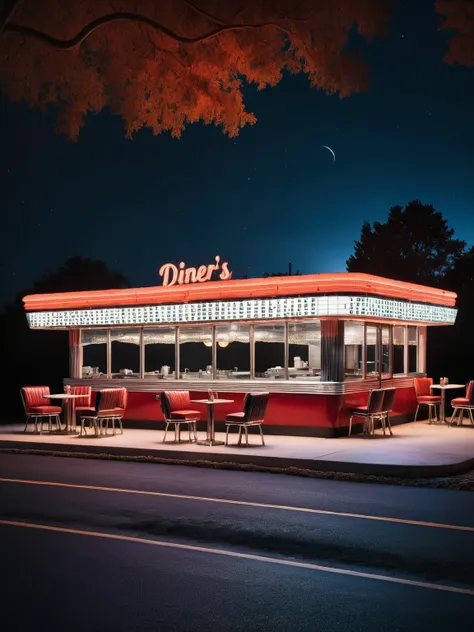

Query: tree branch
left=0, top=0, right=23, bottom=34
left=2, top=11, right=291, bottom=50
left=182, top=1, right=245, bottom=26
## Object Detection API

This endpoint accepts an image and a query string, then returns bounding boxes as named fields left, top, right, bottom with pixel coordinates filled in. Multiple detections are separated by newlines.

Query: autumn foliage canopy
left=0, top=1, right=471, bottom=141
left=0, top=0, right=391, bottom=140
left=436, top=0, right=474, bottom=68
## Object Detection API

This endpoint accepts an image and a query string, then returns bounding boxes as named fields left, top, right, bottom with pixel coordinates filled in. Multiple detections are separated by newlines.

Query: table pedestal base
left=197, top=439, right=225, bottom=447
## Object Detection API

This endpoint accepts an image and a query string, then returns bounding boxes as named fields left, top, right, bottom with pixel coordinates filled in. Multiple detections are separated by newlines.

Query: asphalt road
left=1, top=453, right=473, bottom=632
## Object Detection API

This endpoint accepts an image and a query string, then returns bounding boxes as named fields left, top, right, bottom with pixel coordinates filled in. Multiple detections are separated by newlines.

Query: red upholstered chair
left=348, top=389, right=385, bottom=437
left=80, top=388, right=127, bottom=437
left=450, top=381, right=474, bottom=426
left=67, top=385, right=94, bottom=429
left=414, top=377, right=441, bottom=423
left=225, top=392, right=269, bottom=446
left=159, top=391, right=200, bottom=443
left=21, top=386, right=62, bottom=433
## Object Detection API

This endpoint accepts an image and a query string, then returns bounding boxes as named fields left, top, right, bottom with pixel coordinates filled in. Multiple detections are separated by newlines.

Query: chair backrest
left=414, top=377, right=433, bottom=397
left=367, top=389, right=385, bottom=414
left=244, top=392, right=269, bottom=423
left=96, top=388, right=125, bottom=413
left=120, top=388, right=128, bottom=409
left=467, top=381, right=474, bottom=406
left=160, top=391, right=191, bottom=419
left=381, top=388, right=396, bottom=413
left=68, top=385, right=92, bottom=407
left=21, top=386, right=51, bottom=412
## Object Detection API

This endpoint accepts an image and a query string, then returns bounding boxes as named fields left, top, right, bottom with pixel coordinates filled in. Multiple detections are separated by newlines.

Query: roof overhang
left=23, top=272, right=457, bottom=312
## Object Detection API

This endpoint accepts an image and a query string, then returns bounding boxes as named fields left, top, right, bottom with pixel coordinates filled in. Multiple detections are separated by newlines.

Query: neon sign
left=159, top=256, right=232, bottom=287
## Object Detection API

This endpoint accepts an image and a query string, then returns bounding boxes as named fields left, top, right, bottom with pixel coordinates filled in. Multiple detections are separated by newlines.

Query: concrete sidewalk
left=1, top=421, right=474, bottom=477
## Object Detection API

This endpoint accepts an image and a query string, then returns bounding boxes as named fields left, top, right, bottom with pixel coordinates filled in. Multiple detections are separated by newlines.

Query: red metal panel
left=121, top=387, right=417, bottom=429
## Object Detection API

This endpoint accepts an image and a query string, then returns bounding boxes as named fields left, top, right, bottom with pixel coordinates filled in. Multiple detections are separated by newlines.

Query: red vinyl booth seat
left=69, top=385, right=94, bottom=412
left=28, top=405, right=62, bottom=414
left=22, top=386, right=61, bottom=414
left=414, top=377, right=441, bottom=403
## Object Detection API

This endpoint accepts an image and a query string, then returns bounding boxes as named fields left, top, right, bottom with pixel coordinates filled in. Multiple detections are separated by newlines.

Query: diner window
left=254, top=325, right=285, bottom=379
left=81, top=329, right=107, bottom=378
left=366, top=325, right=378, bottom=378
left=216, top=325, right=250, bottom=379
left=393, top=326, right=405, bottom=375
left=111, top=329, right=140, bottom=378
left=344, top=321, right=364, bottom=380
left=179, top=326, right=213, bottom=378
left=408, top=326, right=418, bottom=373
left=144, top=327, right=176, bottom=378
left=288, top=322, right=321, bottom=380
left=381, top=326, right=391, bottom=377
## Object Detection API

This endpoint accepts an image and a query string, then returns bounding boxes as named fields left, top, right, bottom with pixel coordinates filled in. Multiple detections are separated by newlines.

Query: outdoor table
left=429, top=384, right=465, bottom=423
left=44, top=393, right=84, bottom=434
left=191, top=399, right=234, bottom=446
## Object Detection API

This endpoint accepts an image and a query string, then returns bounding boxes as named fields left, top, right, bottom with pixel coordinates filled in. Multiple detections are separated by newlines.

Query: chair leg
left=414, top=404, right=420, bottom=422
left=449, top=408, right=458, bottom=426
left=118, top=417, right=123, bottom=434
left=237, top=426, right=243, bottom=446
left=163, top=422, right=169, bottom=443
left=468, top=408, right=474, bottom=426
left=225, top=425, right=230, bottom=445
left=244, top=426, right=249, bottom=446
left=258, top=424, right=265, bottom=446
left=348, top=416, right=354, bottom=436
left=24, top=416, right=29, bottom=432
left=386, top=413, right=393, bottom=435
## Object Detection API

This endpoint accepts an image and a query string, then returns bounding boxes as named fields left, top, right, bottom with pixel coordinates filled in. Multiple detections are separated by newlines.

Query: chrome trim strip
left=64, top=375, right=421, bottom=396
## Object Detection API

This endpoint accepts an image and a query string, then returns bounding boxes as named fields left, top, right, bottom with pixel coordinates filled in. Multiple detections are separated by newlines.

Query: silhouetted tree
left=0, top=257, right=129, bottom=419
left=0, top=0, right=389, bottom=140
left=347, top=201, right=473, bottom=386
left=346, top=200, right=466, bottom=287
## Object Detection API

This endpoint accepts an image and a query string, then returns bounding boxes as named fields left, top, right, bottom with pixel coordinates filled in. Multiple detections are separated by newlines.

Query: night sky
left=1, top=0, right=474, bottom=307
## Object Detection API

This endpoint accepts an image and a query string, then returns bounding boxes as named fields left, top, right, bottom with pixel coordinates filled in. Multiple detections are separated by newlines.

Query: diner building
left=23, top=271, right=458, bottom=437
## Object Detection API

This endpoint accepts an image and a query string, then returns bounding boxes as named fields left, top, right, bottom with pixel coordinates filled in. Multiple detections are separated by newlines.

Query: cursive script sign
left=159, top=256, right=232, bottom=287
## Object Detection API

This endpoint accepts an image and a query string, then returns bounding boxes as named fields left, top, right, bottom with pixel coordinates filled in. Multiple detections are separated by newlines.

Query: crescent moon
left=321, top=145, right=336, bottom=162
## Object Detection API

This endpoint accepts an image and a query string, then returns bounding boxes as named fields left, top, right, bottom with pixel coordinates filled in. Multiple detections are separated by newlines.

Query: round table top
left=191, top=399, right=234, bottom=405
left=429, top=384, right=465, bottom=390
left=44, top=393, right=86, bottom=399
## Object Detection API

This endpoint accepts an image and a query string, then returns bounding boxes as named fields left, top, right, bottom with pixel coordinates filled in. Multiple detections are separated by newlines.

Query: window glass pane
left=81, top=329, right=107, bottom=378
left=288, top=322, right=321, bottom=380
left=111, top=329, right=140, bottom=378
left=254, top=325, right=285, bottom=379
left=344, top=321, right=364, bottom=380
left=366, top=325, right=378, bottom=378
left=179, top=326, right=213, bottom=378
left=381, top=326, right=391, bottom=377
left=216, top=325, right=250, bottom=379
left=144, top=328, right=176, bottom=378
left=408, top=326, right=418, bottom=373
left=393, top=326, right=405, bottom=374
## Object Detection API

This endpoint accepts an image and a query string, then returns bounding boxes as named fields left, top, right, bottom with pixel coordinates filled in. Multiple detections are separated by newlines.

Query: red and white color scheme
left=23, top=271, right=458, bottom=437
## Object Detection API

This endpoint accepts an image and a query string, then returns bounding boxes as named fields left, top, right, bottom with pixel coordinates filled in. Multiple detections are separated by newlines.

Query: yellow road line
left=1, top=477, right=473, bottom=532
left=1, top=519, right=473, bottom=596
